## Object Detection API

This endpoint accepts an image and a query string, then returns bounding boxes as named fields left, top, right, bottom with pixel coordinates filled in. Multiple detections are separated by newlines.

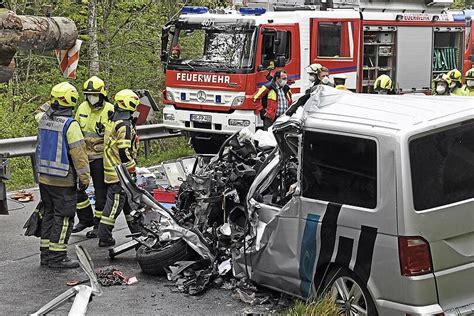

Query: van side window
left=410, top=120, right=474, bottom=210
left=317, top=22, right=351, bottom=58
left=261, top=30, right=291, bottom=67
left=302, top=131, right=377, bottom=208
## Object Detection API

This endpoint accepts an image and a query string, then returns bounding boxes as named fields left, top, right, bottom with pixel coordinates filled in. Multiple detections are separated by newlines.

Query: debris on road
left=97, top=267, right=138, bottom=286
left=12, top=190, right=34, bottom=202
left=32, top=245, right=102, bottom=316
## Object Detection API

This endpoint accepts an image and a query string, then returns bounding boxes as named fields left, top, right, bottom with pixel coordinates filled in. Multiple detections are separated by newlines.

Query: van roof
left=304, top=87, right=474, bottom=133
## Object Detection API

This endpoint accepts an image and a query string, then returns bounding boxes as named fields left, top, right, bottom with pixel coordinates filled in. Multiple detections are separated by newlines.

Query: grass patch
left=5, top=137, right=195, bottom=191
left=285, top=295, right=340, bottom=316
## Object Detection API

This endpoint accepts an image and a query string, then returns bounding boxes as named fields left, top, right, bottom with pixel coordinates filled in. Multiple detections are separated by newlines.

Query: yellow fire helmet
left=447, top=69, right=462, bottom=83
left=114, top=89, right=140, bottom=112
left=465, top=68, right=474, bottom=80
left=374, top=74, right=393, bottom=91
left=50, top=82, right=79, bottom=108
left=83, top=75, right=107, bottom=96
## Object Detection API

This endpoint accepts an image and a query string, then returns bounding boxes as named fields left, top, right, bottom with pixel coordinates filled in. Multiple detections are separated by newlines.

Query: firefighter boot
left=72, top=222, right=93, bottom=233
left=86, top=225, right=98, bottom=238
left=48, top=256, right=80, bottom=269
left=98, top=237, right=116, bottom=247
left=40, top=251, right=49, bottom=266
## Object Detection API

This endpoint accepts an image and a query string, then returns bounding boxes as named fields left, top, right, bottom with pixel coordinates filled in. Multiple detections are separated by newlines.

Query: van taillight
left=398, top=236, right=433, bottom=276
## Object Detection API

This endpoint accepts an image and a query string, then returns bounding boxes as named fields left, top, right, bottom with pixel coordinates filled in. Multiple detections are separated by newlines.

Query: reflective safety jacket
left=103, top=118, right=138, bottom=184
left=335, top=85, right=348, bottom=91
left=253, top=82, right=292, bottom=122
left=451, top=87, right=467, bottom=96
left=75, top=101, right=114, bottom=161
left=36, top=112, right=90, bottom=187
left=462, top=86, right=474, bottom=96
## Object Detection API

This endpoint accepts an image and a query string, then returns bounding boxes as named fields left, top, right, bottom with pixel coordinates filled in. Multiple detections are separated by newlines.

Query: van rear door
left=408, top=120, right=474, bottom=312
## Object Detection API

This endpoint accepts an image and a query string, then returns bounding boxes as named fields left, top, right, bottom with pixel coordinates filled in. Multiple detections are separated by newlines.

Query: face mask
left=436, top=84, right=446, bottom=94
left=321, top=76, right=329, bottom=85
left=279, top=79, right=287, bottom=87
left=308, top=75, right=316, bottom=82
left=467, top=80, right=474, bottom=88
left=87, top=95, right=100, bottom=106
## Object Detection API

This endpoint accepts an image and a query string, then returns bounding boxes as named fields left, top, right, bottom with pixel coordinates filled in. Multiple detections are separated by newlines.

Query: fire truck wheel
left=136, top=239, right=195, bottom=276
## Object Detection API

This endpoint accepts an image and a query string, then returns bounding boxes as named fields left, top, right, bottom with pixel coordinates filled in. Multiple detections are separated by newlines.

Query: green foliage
left=285, top=295, right=340, bottom=316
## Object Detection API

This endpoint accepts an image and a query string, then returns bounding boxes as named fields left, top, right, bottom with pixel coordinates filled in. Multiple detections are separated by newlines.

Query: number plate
left=190, top=114, right=212, bottom=123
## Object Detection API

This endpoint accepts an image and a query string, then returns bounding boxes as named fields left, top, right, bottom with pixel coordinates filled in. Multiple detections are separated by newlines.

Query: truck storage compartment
left=432, top=27, right=464, bottom=78
left=396, top=27, right=433, bottom=92
left=362, top=26, right=397, bottom=93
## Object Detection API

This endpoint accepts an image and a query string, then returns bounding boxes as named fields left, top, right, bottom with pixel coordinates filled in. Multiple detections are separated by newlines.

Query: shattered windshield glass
left=168, top=21, right=256, bottom=73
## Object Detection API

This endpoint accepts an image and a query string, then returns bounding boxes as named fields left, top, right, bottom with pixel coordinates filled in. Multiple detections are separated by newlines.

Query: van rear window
left=410, top=120, right=474, bottom=210
left=302, top=131, right=377, bottom=208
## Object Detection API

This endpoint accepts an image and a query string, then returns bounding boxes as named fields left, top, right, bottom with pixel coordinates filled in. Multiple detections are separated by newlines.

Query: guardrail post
left=144, top=140, right=150, bottom=158
left=30, top=154, right=38, bottom=183
left=0, top=155, right=10, bottom=215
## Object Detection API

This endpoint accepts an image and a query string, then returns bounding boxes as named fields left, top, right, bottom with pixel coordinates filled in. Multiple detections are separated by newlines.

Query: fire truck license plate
left=190, top=114, right=212, bottom=123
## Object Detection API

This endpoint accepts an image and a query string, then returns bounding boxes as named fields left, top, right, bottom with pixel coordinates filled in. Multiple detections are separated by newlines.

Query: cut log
left=18, top=16, right=77, bottom=52
left=0, top=9, right=77, bottom=82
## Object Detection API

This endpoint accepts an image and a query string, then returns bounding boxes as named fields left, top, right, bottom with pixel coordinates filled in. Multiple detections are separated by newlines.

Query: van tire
left=322, top=266, right=378, bottom=316
left=136, top=239, right=194, bottom=276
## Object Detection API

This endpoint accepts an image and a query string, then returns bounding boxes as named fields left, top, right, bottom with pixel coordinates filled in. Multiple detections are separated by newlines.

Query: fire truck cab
left=160, top=0, right=466, bottom=152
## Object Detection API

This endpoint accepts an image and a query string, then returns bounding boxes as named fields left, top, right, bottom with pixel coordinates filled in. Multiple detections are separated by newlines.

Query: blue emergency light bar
left=239, top=7, right=266, bottom=16
left=181, top=6, right=209, bottom=14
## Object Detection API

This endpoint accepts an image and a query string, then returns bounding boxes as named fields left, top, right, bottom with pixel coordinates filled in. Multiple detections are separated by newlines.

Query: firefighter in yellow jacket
left=447, top=69, right=466, bottom=96
left=98, top=89, right=140, bottom=247
left=36, top=82, right=90, bottom=268
left=462, top=68, right=474, bottom=96
left=72, top=76, right=114, bottom=238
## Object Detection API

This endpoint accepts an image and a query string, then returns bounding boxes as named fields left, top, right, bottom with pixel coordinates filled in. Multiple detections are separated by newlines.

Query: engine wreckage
left=112, top=126, right=296, bottom=297
left=113, top=88, right=326, bottom=302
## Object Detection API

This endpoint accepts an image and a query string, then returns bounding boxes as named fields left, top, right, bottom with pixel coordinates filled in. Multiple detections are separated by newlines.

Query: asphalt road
left=0, top=189, right=272, bottom=315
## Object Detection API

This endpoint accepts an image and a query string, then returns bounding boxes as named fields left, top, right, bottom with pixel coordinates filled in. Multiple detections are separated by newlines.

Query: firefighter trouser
left=76, top=158, right=107, bottom=227
left=98, top=183, right=139, bottom=240
left=39, top=184, right=76, bottom=263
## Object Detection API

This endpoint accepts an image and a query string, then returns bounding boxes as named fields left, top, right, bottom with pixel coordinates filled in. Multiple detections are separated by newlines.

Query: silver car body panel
left=240, top=87, right=474, bottom=314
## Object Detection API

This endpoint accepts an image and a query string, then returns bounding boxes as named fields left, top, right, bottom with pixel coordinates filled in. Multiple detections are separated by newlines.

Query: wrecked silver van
left=119, top=86, right=474, bottom=315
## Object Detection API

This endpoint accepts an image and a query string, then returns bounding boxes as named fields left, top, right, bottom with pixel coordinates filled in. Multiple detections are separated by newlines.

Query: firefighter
left=72, top=76, right=114, bottom=238
left=36, top=82, right=90, bottom=268
left=373, top=74, right=393, bottom=94
left=447, top=69, right=465, bottom=96
left=252, top=70, right=292, bottom=130
left=462, top=68, right=474, bottom=96
left=333, top=74, right=348, bottom=90
left=171, top=44, right=181, bottom=59
left=432, top=74, right=451, bottom=96
left=98, top=89, right=140, bottom=247
left=306, top=63, right=332, bottom=90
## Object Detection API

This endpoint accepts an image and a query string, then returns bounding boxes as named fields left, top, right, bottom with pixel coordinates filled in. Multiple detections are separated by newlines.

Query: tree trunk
left=88, top=0, right=100, bottom=76
left=0, top=9, right=78, bottom=82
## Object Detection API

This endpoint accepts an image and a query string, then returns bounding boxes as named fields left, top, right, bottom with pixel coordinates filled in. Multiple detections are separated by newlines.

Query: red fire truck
left=160, top=1, right=468, bottom=152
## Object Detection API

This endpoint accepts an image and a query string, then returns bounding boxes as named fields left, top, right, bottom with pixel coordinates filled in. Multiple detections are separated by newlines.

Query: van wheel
left=323, top=266, right=377, bottom=316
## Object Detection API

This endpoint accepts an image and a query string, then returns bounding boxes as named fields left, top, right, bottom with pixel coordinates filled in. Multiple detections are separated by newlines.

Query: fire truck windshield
left=167, top=22, right=257, bottom=73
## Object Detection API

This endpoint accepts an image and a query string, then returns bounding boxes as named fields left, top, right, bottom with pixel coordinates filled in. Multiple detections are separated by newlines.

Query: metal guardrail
left=0, top=123, right=181, bottom=215
left=0, top=123, right=180, bottom=157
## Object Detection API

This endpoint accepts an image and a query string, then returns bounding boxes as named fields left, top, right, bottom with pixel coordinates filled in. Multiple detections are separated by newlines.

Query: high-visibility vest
left=75, top=101, right=114, bottom=161
left=36, top=115, right=74, bottom=177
